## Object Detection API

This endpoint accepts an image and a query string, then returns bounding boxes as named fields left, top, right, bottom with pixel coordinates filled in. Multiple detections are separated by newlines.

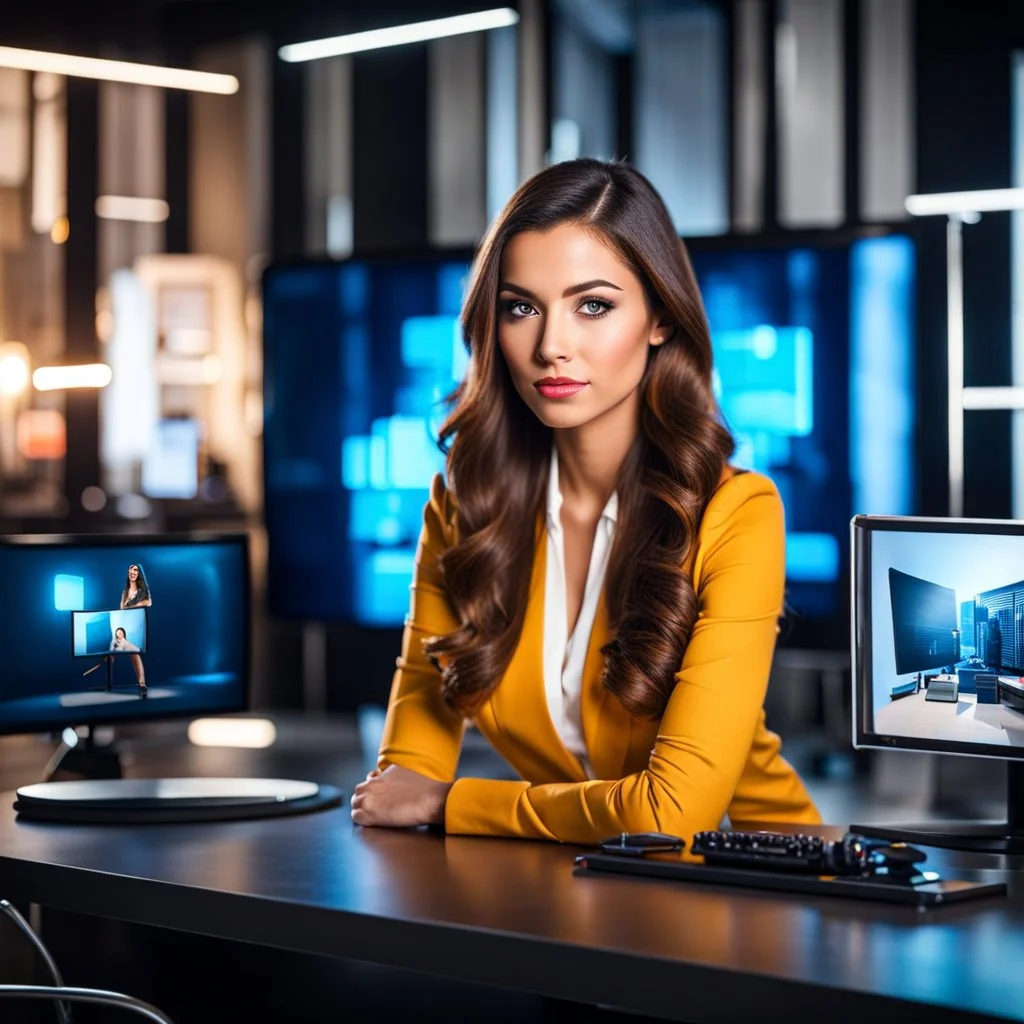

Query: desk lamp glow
left=904, top=187, right=1024, bottom=518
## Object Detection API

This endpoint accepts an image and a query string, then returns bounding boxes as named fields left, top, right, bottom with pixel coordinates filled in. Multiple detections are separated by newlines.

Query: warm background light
left=0, top=45, right=239, bottom=94
left=0, top=342, right=31, bottom=397
left=33, top=363, right=113, bottom=391
left=187, top=718, right=277, bottom=749
left=95, top=195, right=170, bottom=223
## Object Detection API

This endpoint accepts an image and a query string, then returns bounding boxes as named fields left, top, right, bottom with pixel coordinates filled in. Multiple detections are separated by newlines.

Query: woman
left=120, top=563, right=151, bottom=696
left=351, top=158, right=820, bottom=844
left=109, top=626, right=140, bottom=653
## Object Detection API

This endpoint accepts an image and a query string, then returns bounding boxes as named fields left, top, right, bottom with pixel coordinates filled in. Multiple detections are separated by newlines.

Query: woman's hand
left=350, top=764, right=452, bottom=829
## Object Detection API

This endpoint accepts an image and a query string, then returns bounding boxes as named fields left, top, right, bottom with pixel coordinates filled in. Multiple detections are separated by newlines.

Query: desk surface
left=0, top=721, right=1022, bottom=1023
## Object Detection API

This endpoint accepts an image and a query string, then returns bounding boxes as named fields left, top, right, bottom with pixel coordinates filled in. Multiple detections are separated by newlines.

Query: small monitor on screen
left=0, top=533, right=249, bottom=734
left=72, top=607, right=148, bottom=657
left=887, top=568, right=960, bottom=676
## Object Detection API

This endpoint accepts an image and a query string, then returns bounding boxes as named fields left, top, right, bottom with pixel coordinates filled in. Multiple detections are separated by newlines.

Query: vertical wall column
left=634, top=5, right=728, bottom=236
left=63, top=78, right=101, bottom=520
left=732, top=0, right=767, bottom=233
left=428, top=33, right=487, bottom=247
left=98, top=82, right=165, bottom=287
left=859, top=0, right=914, bottom=221
left=517, top=0, right=547, bottom=183
left=305, top=56, right=352, bottom=258
left=775, top=0, right=845, bottom=228
left=351, top=48, right=429, bottom=253
left=487, top=25, right=519, bottom=221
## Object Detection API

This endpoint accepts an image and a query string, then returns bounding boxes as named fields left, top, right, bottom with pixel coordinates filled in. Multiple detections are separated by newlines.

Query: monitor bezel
left=0, top=531, right=250, bottom=736
left=852, top=514, right=1024, bottom=762
left=70, top=607, right=150, bottom=658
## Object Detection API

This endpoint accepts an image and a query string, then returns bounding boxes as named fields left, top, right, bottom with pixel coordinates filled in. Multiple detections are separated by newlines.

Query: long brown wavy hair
left=424, top=158, right=735, bottom=720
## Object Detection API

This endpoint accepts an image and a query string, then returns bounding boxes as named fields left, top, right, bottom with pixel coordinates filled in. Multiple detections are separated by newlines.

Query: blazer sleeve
left=444, top=477, right=789, bottom=844
left=376, top=473, right=466, bottom=782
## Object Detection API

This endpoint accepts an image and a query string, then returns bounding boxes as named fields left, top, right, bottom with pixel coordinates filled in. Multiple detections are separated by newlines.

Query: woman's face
left=116, top=629, right=125, bottom=639
left=128, top=565, right=138, bottom=582
left=496, top=223, right=671, bottom=432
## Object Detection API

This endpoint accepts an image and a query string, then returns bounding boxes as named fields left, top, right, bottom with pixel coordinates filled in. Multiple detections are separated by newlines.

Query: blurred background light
left=279, top=8, right=520, bottom=63
left=0, top=342, right=31, bottom=397
left=33, top=363, right=113, bottom=391
left=95, top=195, right=170, bottom=223
left=0, top=45, right=239, bottom=94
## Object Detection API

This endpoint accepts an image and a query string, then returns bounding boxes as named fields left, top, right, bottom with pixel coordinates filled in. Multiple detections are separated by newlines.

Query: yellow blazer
left=378, top=469, right=821, bottom=844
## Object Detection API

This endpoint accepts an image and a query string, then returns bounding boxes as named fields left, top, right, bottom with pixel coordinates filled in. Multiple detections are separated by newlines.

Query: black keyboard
left=692, top=830, right=846, bottom=873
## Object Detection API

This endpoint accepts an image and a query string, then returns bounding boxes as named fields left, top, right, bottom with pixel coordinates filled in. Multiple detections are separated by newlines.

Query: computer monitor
left=0, top=533, right=249, bottom=735
left=852, top=515, right=1024, bottom=853
left=887, top=568, right=959, bottom=676
left=72, top=607, right=148, bottom=657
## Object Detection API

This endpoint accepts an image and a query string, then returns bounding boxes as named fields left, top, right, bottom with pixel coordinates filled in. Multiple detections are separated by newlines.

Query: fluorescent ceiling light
left=279, top=7, right=519, bottom=63
left=33, top=364, right=113, bottom=391
left=96, top=195, right=170, bottom=223
left=905, top=187, right=1024, bottom=216
left=0, top=46, right=239, bottom=95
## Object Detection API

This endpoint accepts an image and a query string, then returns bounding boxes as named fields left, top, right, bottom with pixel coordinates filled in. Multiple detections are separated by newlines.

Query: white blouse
left=543, top=447, right=618, bottom=778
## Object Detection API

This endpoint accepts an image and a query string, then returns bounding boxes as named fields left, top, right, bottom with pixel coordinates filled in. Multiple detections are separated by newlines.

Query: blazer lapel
left=581, top=593, right=632, bottom=780
left=488, top=517, right=588, bottom=783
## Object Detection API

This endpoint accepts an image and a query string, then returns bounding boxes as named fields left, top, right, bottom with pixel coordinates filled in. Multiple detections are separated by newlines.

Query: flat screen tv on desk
left=852, top=515, right=1024, bottom=852
left=0, top=533, right=340, bottom=822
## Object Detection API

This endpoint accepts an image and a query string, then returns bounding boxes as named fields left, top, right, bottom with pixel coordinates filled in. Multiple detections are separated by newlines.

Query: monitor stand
left=46, top=725, right=124, bottom=781
left=16, top=727, right=343, bottom=824
left=851, top=761, right=1024, bottom=855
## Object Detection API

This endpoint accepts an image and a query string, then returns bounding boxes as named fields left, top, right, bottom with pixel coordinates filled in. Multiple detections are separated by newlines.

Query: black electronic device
left=0, top=533, right=340, bottom=823
left=597, top=832, right=685, bottom=856
left=852, top=515, right=1024, bottom=853
left=690, top=829, right=926, bottom=877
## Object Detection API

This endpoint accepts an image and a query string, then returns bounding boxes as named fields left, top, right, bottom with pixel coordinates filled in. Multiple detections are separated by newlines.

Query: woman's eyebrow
left=498, top=278, right=623, bottom=300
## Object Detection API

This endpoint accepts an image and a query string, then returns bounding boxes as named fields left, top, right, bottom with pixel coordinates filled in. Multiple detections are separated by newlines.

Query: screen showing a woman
left=120, top=563, right=151, bottom=696
left=109, top=626, right=140, bottom=653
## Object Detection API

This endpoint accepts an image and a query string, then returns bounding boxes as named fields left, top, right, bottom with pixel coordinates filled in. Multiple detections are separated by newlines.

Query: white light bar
left=962, top=386, right=1024, bottom=410
left=95, top=195, right=170, bottom=223
left=33, top=364, right=112, bottom=391
left=278, top=7, right=519, bottom=63
left=188, top=718, right=277, bottom=749
left=905, top=187, right=1024, bottom=217
left=0, top=46, right=239, bottom=95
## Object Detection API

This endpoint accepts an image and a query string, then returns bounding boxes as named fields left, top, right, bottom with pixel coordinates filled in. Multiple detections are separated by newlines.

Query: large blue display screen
left=263, top=235, right=915, bottom=645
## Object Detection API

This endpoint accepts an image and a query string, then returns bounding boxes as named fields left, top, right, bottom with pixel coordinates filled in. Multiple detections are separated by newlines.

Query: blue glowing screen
left=263, top=236, right=915, bottom=643
left=0, top=536, right=248, bottom=733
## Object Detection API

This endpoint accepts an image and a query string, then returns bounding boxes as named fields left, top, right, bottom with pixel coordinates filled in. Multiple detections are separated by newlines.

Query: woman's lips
left=534, top=379, right=588, bottom=399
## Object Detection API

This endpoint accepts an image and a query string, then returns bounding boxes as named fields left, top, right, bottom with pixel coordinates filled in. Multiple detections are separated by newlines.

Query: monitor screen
left=72, top=607, right=148, bottom=657
left=853, top=516, right=1024, bottom=760
left=0, top=534, right=249, bottom=734
left=263, top=233, right=915, bottom=645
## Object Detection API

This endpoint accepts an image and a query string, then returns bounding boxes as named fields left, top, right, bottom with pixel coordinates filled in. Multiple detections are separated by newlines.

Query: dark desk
left=0, top=720, right=1022, bottom=1023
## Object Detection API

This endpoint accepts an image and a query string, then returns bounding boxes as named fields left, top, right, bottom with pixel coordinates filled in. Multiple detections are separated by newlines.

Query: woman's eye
left=581, top=299, right=611, bottom=317
left=507, top=300, right=534, bottom=317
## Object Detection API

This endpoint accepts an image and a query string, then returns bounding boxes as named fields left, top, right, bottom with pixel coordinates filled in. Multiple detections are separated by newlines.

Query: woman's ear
left=649, top=315, right=675, bottom=348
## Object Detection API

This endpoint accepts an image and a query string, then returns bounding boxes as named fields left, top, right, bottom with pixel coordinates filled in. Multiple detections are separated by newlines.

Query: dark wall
left=915, top=0, right=1024, bottom=518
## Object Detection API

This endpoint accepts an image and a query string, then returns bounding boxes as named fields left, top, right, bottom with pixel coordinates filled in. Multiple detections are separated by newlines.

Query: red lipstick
left=534, top=376, right=588, bottom=399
